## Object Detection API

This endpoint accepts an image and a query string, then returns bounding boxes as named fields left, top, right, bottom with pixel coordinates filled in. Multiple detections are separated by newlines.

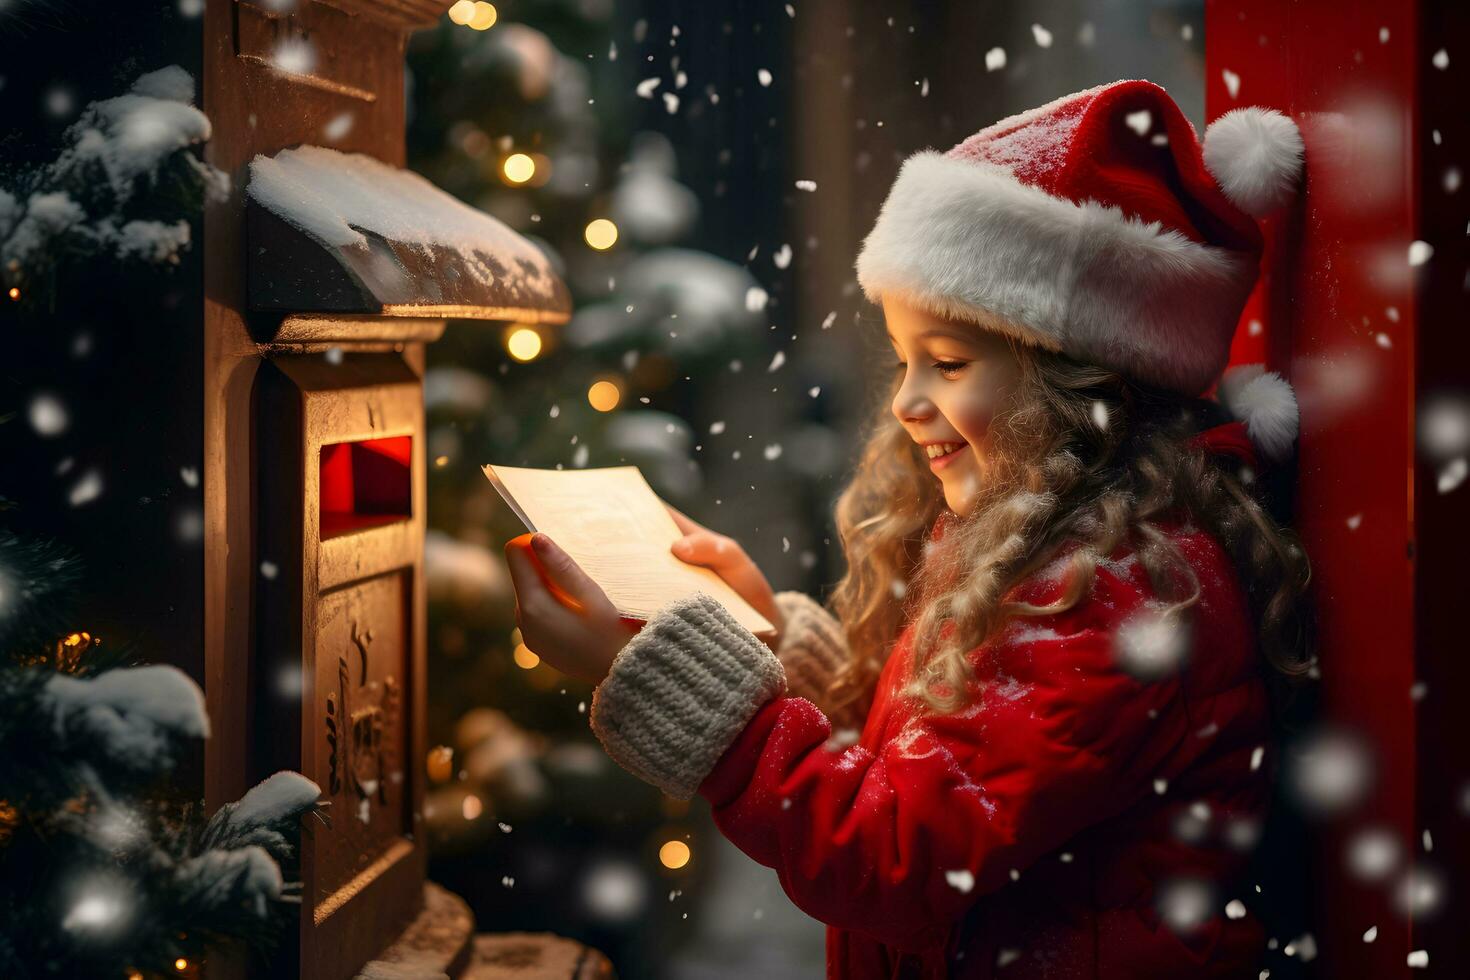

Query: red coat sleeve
left=697, top=565, right=1193, bottom=952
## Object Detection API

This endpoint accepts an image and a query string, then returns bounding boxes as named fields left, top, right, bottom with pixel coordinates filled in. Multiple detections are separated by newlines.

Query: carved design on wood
left=311, top=572, right=410, bottom=908
left=322, top=617, right=400, bottom=826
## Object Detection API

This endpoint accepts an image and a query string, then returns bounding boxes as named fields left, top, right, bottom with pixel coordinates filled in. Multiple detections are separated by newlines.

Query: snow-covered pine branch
left=173, top=845, right=287, bottom=920
left=42, top=664, right=208, bottom=775
left=201, top=771, right=324, bottom=862
left=0, top=65, right=229, bottom=287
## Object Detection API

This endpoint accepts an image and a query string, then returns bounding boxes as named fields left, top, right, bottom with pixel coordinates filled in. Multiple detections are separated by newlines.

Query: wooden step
left=354, top=883, right=615, bottom=980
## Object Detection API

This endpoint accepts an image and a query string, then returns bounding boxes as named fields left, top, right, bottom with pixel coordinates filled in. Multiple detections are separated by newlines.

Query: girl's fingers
left=504, top=540, right=549, bottom=612
left=531, top=534, right=607, bottom=614
left=672, top=531, right=740, bottom=568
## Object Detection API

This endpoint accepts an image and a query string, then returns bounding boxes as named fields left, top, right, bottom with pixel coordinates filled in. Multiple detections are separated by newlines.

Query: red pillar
left=1208, top=2, right=1469, bottom=975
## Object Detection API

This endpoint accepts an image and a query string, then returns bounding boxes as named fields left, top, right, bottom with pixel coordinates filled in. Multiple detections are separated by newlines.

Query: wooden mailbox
left=207, top=3, right=570, bottom=976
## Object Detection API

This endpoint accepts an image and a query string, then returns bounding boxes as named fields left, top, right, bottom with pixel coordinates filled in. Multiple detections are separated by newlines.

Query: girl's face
left=884, top=296, right=1023, bottom=517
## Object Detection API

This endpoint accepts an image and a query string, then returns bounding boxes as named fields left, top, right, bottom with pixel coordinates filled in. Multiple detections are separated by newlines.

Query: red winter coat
left=697, top=521, right=1272, bottom=979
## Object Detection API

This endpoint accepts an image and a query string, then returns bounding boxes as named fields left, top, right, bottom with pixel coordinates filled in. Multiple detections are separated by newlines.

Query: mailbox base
left=357, top=883, right=614, bottom=980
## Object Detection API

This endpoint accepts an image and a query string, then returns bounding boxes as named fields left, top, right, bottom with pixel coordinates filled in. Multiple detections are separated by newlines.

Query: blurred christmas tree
left=406, top=4, right=842, bottom=975
left=0, top=530, right=323, bottom=979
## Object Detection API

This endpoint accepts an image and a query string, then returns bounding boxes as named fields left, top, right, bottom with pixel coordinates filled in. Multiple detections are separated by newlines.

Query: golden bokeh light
left=426, top=745, right=453, bottom=783
left=447, top=0, right=476, bottom=24
left=468, top=2, right=498, bottom=30
left=584, top=218, right=619, bottom=250
left=587, top=380, right=621, bottom=412
left=502, top=152, right=535, bottom=184
left=7, top=287, right=19, bottom=301
left=462, top=793, right=483, bottom=820
left=174, top=960, right=188, bottom=972
left=505, top=326, right=543, bottom=361
left=659, top=839, right=691, bottom=869
left=513, top=644, right=541, bottom=669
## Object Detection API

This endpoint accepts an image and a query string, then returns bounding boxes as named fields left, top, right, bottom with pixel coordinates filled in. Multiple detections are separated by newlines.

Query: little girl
left=506, top=80, right=1312, bottom=978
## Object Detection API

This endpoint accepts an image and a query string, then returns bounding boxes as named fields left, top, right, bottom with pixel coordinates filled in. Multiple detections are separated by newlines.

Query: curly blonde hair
left=824, top=328, right=1313, bottom=718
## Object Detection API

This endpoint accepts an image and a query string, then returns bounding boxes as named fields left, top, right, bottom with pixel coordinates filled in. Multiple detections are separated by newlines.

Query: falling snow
left=28, top=394, right=68, bottom=436
left=1113, top=607, right=1188, bottom=680
left=1157, top=878, right=1214, bottom=933
left=270, top=38, right=316, bottom=76
left=323, top=111, right=354, bottom=141
left=68, top=470, right=103, bottom=507
left=945, top=869, right=975, bottom=893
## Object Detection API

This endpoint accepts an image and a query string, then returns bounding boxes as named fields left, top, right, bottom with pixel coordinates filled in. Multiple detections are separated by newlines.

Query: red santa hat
left=856, top=79, right=1306, bottom=405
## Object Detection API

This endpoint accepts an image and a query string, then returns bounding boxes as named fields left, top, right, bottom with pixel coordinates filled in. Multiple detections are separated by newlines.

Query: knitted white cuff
left=772, top=591, right=850, bottom=707
left=589, top=592, right=787, bottom=800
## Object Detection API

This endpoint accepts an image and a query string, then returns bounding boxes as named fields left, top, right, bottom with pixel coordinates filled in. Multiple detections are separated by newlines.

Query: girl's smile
left=923, top=441, right=968, bottom=470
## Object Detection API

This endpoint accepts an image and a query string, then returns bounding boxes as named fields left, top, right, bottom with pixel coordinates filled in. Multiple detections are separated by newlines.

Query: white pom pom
left=1202, top=107, right=1305, bottom=218
left=1219, top=364, right=1298, bottom=461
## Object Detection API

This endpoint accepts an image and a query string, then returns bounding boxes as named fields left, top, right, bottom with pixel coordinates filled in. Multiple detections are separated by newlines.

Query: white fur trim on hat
left=855, top=151, right=1258, bottom=395
left=1202, top=107, right=1306, bottom=219
left=1218, top=363, right=1299, bottom=461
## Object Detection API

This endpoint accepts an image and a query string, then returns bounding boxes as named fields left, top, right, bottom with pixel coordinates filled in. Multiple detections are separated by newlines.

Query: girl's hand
left=503, top=532, right=642, bottom=685
left=663, top=502, right=786, bottom=648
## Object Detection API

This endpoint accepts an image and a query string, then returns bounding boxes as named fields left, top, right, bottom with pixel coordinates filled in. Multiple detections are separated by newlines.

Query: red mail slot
left=320, top=436, right=413, bottom=537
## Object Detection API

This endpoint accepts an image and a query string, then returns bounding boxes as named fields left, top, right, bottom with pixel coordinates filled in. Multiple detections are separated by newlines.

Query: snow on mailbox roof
left=246, top=145, right=571, bottom=322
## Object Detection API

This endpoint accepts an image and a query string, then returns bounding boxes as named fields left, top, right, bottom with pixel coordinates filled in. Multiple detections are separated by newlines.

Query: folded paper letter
left=484, top=464, right=777, bottom=639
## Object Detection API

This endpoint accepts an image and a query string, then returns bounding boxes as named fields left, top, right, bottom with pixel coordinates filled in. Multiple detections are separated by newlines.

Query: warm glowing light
left=502, top=152, right=535, bottom=184
left=513, top=644, right=540, bottom=669
left=7, top=287, right=18, bottom=301
left=462, top=794, right=483, bottom=820
left=426, top=746, right=453, bottom=783
left=659, top=839, right=691, bottom=869
left=56, top=631, right=98, bottom=668
left=175, top=960, right=188, bottom=972
left=447, top=0, right=476, bottom=24
left=434, top=454, right=449, bottom=467
left=468, top=1, right=497, bottom=30
left=505, top=327, right=542, bottom=361
left=587, top=380, right=621, bottom=412
left=584, top=218, right=619, bottom=250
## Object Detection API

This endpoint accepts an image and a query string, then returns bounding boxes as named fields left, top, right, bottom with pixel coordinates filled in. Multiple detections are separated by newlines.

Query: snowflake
left=944, top=869, right=974, bottom=893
